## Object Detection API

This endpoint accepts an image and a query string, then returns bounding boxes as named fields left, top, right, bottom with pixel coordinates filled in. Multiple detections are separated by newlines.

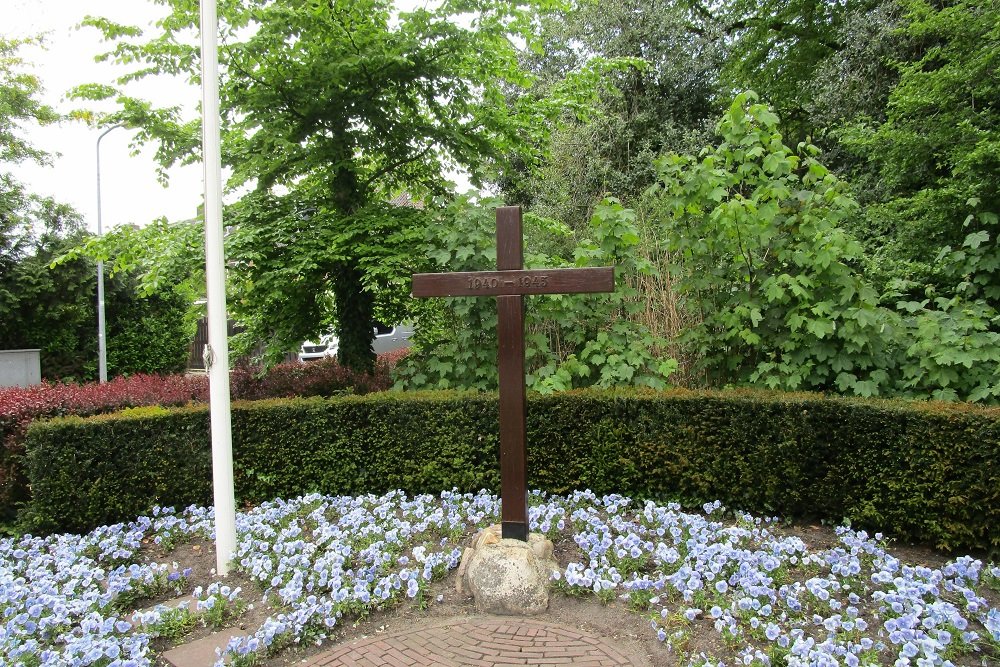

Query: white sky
left=6, top=0, right=204, bottom=232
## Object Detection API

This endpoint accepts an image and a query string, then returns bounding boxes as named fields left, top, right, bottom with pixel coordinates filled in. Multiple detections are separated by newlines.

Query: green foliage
left=148, top=607, right=197, bottom=640
left=0, top=359, right=396, bottom=520
left=837, top=0, right=1000, bottom=401
left=802, top=1, right=903, bottom=133
left=649, top=93, right=891, bottom=393
left=837, top=0, right=1000, bottom=295
left=711, top=0, right=905, bottom=241
left=717, top=0, right=884, bottom=142
left=394, top=196, right=676, bottom=392
left=55, top=218, right=205, bottom=302
left=503, top=0, right=722, bottom=227
left=890, top=296, right=1000, bottom=402
left=73, top=0, right=611, bottom=372
left=1, top=35, right=71, bottom=343
left=23, top=390, right=1000, bottom=553
left=55, top=218, right=232, bottom=366
left=0, top=36, right=189, bottom=381
left=542, top=198, right=679, bottom=390
left=23, top=406, right=214, bottom=534
left=2, top=226, right=193, bottom=382
left=224, top=199, right=427, bottom=367
left=647, top=92, right=1000, bottom=402
left=714, top=0, right=1000, bottom=368
left=393, top=200, right=500, bottom=391
left=105, top=286, right=191, bottom=377
left=885, top=211, right=1000, bottom=401
left=4, top=227, right=100, bottom=381
left=0, top=36, right=58, bottom=167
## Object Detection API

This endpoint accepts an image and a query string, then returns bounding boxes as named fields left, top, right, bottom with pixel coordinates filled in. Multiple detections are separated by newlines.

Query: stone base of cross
left=412, top=206, right=615, bottom=540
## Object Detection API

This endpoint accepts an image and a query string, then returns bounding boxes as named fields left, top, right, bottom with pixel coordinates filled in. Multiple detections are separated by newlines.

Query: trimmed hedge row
left=0, top=357, right=396, bottom=518
left=23, top=389, right=1000, bottom=553
left=0, top=374, right=206, bottom=519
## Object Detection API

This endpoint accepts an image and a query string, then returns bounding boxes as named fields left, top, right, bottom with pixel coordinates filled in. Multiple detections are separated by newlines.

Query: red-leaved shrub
left=229, top=357, right=393, bottom=400
left=0, top=374, right=209, bottom=515
left=378, top=347, right=410, bottom=369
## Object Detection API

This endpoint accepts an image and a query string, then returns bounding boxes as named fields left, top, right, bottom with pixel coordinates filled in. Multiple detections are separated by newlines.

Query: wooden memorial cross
left=411, top=206, right=615, bottom=541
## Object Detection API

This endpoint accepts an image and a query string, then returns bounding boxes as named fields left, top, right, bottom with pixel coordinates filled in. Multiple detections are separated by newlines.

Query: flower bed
left=2, top=490, right=998, bottom=667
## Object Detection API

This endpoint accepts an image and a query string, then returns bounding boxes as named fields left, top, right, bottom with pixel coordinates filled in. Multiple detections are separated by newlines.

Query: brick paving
left=303, top=617, right=648, bottom=667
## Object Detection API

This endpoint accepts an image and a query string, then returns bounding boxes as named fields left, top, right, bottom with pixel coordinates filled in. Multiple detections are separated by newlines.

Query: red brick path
left=303, top=617, right=646, bottom=667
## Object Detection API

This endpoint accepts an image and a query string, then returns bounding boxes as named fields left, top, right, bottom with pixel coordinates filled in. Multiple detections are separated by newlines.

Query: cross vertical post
left=496, top=206, right=528, bottom=541
left=411, top=205, right=615, bottom=543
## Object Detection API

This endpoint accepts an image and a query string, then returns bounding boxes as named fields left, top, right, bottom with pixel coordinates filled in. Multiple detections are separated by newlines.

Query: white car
left=298, top=323, right=414, bottom=362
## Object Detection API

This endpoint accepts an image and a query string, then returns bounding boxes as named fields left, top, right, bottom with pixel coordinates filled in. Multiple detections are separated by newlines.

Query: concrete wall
left=0, top=349, right=42, bottom=388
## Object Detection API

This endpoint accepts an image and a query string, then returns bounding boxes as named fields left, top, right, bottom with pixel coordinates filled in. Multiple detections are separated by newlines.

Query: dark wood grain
left=497, top=206, right=523, bottom=272
left=411, top=267, right=615, bottom=297
left=410, top=205, right=616, bottom=542
left=497, top=294, right=528, bottom=541
left=495, top=208, right=528, bottom=540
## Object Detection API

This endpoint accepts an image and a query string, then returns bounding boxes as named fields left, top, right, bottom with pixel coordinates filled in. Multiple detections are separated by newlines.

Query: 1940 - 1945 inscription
left=412, top=267, right=612, bottom=298
left=468, top=275, right=549, bottom=290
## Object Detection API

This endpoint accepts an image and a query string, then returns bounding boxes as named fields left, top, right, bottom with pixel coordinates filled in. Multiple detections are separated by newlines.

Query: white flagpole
left=199, top=0, right=237, bottom=576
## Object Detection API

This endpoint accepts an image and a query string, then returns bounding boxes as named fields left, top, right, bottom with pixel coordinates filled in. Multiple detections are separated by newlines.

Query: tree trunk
left=331, top=261, right=375, bottom=374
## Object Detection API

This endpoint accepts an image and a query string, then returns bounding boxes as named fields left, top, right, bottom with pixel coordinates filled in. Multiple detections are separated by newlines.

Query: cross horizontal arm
left=412, top=267, right=614, bottom=298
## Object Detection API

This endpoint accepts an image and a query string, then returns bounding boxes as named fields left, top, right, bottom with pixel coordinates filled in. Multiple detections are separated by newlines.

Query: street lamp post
left=95, top=124, right=123, bottom=383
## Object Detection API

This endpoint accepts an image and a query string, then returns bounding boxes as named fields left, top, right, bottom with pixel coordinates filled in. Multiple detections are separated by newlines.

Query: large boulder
left=458, top=525, right=558, bottom=615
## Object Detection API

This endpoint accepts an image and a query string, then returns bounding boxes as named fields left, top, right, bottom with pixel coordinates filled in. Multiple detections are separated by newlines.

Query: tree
left=2, top=208, right=98, bottom=380
left=501, top=0, right=723, bottom=227
left=0, top=36, right=57, bottom=183
left=716, top=0, right=886, bottom=142
left=0, top=37, right=94, bottom=379
left=718, top=0, right=1000, bottom=328
left=0, top=36, right=59, bottom=321
left=0, top=37, right=192, bottom=379
left=803, top=1, right=903, bottom=136
left=75, top=0, right=600, bottom=372
left=1, top=198, right=194, bottom=381
left=842, top=0, right=1000, bottom=300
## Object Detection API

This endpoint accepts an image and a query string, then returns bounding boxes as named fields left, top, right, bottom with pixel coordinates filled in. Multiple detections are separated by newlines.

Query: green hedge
left=22, top=389, right=1000, bottom=553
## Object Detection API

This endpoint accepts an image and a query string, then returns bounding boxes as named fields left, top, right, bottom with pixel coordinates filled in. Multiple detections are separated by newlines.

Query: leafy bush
left=395, top=196, right=676, bottom=392
left=649, top=92, right=891, bottom=392
left=23, top=389, right=1000, bottom=553
left=648, top=92, right=1000, bottom=402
